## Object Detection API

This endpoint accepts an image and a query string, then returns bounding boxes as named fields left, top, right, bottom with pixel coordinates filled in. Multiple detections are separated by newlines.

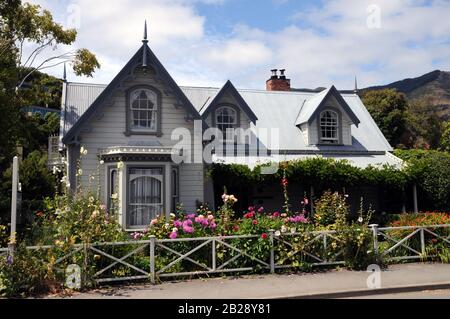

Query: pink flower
left=273, top=212, right=280, bottom=218
left=207, top=215, right=214, bottom=220
left=183, top=219, right=193, bottom=227
left=304, top=198, right=309, bottom=205
left=210, top=222, right=217, bottom=229
left=169, top=232, right=178, bottom=240
left=261, top=233, right=268, bottom=239
left=253, top=219, right=258, bottom=225
left=174, top=220, right=182, bottom=228
left=183, top=224, right=195, bottom=233
left=244, top=212, right=255, bottom=219
left=187, top=214, right=196, bottom=219
left=258, top=207, right=264, bottom=213
left=248, top=206, right=255, bottom=212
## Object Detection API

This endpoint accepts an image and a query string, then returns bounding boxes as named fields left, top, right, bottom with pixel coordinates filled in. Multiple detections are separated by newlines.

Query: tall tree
left=361, top=89, right=408, bottom=147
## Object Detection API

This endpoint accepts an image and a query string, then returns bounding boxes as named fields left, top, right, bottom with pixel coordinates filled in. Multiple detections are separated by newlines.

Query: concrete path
left=53, top=263, right=450, bottom=299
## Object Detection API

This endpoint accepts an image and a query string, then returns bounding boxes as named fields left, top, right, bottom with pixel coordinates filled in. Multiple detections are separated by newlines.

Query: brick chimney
left=266, top=69, right=291, bottom=91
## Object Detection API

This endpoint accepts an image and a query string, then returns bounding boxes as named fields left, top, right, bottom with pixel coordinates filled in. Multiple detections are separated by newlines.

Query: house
left=56, top=24, right=403, bottom=230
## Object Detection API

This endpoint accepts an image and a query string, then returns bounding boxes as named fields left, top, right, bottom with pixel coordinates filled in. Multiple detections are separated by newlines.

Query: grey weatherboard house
left=56, top=25, right=403, bottom=231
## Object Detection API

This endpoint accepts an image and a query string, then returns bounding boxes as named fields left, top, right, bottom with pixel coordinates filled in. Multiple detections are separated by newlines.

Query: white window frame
left=130, top=88, right=158, bottom=132
left=127, top=166, right=164, bottom=229
left=215, top=106, right=238, bottom=142
left=320, top=110, right=339, bottom=144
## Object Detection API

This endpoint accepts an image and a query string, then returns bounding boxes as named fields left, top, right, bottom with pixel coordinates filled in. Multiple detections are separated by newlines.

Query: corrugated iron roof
left=60, top=82, right=394, bottom=156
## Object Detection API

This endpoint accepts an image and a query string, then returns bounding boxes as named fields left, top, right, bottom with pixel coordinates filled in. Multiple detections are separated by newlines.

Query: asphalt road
left=345, top=289, right=450, bottom=299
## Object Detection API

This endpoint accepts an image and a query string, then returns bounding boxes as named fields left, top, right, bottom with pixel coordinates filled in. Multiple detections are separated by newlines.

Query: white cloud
left=22, top=0, right=450, bottom=90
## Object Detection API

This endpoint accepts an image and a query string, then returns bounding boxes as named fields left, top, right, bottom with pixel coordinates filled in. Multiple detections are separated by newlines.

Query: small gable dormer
left=295, top=86, right=360, bottom=146
left=201, top=80, right=257, bottom=141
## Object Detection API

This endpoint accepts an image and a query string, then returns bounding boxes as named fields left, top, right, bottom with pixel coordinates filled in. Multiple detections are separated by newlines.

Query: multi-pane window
left=128, top=167, right=163, bottom=228
left=216, top=106, right=237, bottom=140
left=130, top=89, right=158, bottom=131
left=320, top=110, right=339, bottom=144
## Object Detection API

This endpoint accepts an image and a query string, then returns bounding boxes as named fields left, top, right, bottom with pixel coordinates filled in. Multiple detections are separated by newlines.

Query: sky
left=24, top=0, right=450, bottom=90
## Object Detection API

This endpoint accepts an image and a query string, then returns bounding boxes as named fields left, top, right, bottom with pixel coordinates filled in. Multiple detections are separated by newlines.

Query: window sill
left=124, top=130, right=163, bottom=137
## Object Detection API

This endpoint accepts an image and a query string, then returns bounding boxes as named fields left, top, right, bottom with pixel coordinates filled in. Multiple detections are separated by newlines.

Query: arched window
left=216, top=106, right=237, bottom=140
left=320, top=110, right=339, bottom=144
left=130, top=88, right=158, bottom=132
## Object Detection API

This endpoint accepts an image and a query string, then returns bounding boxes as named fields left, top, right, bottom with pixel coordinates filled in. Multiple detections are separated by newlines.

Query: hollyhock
left=258, top=207, right=264, bottom=213
left=187, top=214, right=196, bottom=219
left=261, top=233, right=268, bottom=239
left=273, top=212, right=280, bottom=218
left=248, top=206, right=255, bottom=212
left=253, top=219, right=258, bottom=225
left=233, top=225, right=239, bottom=232
left=210, top=222, right=217, bottom=229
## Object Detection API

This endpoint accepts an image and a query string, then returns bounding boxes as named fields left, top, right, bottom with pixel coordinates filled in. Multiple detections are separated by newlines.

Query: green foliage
left=440, top=121, right=450, bottom=152
left=395, top=149, right=450, bottom=210
left=0, top=224, right=8, bottom=247
left=0, top=243, right=59, bottom=297
left=406, top=96, right=444, bottom=149
left=362, top=89, right=407, bottom=147
left=73, top=49, right=101, bottom=77
left=314, top=191, right=349, bottom=228
left=19, top=68, right=62, bottom=109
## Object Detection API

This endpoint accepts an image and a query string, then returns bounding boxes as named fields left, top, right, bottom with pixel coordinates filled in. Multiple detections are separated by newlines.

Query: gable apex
left=201, top=80, right=258, bottom=123
left=62, top=43, right=205, bottom=144
left=295, top=85, right=360, bottom=127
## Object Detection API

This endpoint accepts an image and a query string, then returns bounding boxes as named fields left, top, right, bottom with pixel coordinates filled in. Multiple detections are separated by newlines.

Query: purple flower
left=183, top=226, right=195, bottom=234
left=174, top=220, right=182, bottom=228
left=169, top=232, right=178, bottom=240
left=258, top=207, right=264, bottom=213
left=210, top=222, right=217, bottom=229
left=6, top=254, right=13, bottom=265
left=183, top=219, right=193, bottom=227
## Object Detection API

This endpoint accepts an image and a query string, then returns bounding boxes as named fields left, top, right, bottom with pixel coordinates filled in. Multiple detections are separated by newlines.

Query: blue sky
left=25, top=0, right=450, bottom=90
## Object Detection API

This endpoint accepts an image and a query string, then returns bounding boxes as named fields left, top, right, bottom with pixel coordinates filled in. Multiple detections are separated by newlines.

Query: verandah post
left=150, top=235, right=156, bottom=284
left=269, top=229, right=275, bottom=274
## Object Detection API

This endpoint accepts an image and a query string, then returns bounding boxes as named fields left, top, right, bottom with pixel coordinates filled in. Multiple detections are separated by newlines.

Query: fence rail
left=1, top=224, right=449, bottom=285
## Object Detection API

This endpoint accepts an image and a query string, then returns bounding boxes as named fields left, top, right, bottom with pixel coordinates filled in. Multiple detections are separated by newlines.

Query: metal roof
left=60, top=83, right=394, bottom=156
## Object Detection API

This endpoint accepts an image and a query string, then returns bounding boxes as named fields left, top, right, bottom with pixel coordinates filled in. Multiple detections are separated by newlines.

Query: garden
left=0, top=154, right=449, bottom=298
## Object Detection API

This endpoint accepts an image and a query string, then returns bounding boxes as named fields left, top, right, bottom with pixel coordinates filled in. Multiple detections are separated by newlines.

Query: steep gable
left=62, top=43, right=204, bottom=144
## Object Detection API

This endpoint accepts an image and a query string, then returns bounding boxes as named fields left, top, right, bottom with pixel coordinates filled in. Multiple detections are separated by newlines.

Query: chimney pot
left=266, top=68, right=290, bottom=91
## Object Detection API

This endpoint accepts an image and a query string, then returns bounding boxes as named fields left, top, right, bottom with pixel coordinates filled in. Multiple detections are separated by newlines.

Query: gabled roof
left=200, top=80, right=258, bottom=123
left=295, top=85, right=360, bottom=126
left=62, top=44, right=204, bottom=144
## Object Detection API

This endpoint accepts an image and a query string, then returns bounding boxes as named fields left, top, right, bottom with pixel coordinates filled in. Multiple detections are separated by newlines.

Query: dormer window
left=320, top=110, right=339, bottom=144
left=216, top=106, right=238, bottom=140
left=125, top=86, right=162, bottom=136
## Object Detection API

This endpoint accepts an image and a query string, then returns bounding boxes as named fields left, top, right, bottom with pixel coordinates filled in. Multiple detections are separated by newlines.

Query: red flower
left=244, top=212, right=255, bottom=219
left=273, top=212, right=280, bottom=218
left=36, top=211, right=44, bottom=218
left=253, top=219, right=258, bottom=225
left=261, top=233, right=268, bottom=239
left=281, top=178, right=288, bottom=187
left=233, top=225, right=239, bottom=232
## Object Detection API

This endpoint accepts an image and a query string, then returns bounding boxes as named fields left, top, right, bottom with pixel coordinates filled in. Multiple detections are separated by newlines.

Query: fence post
left=323, top=233, right=328, bottom=263
left=420, top=228, right=426, bottom=256
left=149, top=236, right=156, bottom=285
left=269, top=229, right=275, bottom=274
left=370, top=224, right=379, bottom=255
left=212, top=238, right=216, bottom=271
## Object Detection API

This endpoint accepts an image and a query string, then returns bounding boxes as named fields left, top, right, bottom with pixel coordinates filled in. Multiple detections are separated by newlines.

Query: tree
left=0, top=1, right=100, bottom=89
left=440, top=121, right=450, bottom=152
left=361, top=89, right=408, bottom=147
left=406, top=95, right=444, bottom=149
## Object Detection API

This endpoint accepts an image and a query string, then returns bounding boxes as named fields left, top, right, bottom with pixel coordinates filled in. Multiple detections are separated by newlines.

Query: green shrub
left=0, top=244, right=60, bottom=297
left=314, top=191, right=349, bottom=228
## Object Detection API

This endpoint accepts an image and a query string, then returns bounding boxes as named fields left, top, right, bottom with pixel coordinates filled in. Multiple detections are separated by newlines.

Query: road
left=345, top=288, right=450, bottom=299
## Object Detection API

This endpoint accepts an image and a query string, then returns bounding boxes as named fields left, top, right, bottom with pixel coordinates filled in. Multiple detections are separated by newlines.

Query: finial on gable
left=142, top=20, right=148, bottom=69
left=354, top=76, right=358, bottom=94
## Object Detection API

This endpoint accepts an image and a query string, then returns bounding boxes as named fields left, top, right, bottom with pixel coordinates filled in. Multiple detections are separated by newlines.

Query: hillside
left=363, top=70, right=450, bottom=120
